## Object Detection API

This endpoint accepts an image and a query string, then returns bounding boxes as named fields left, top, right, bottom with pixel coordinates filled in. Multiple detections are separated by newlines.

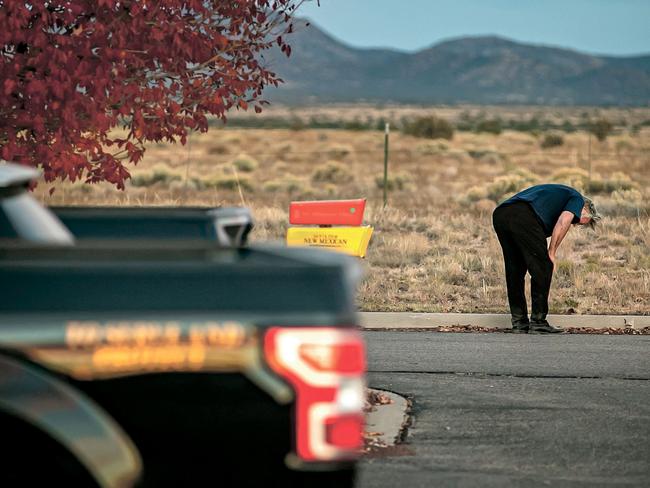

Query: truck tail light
left=264, top=327, right=366, bottom=462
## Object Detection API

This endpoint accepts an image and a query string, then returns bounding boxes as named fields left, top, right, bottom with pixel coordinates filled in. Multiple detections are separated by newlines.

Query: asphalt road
left=356, top=332, right=650, bottom=488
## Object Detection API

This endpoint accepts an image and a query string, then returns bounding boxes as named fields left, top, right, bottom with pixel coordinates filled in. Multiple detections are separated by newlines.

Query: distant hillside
left=264, top=20, right=650, bottom=106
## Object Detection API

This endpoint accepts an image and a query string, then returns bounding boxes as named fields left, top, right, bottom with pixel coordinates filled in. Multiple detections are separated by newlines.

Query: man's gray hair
left=583, top=196, right=602, bottom=230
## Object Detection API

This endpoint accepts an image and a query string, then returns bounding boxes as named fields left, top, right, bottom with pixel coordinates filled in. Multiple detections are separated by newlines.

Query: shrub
left=416, top=141, right=449, bottom=155
left=169, top=179, right=197, bottom=191
left=612, top=188, right=643, bottom=205
left=261, top=180, right=283, bottom=192
left=223, top=134, right=241, bottom=145
left=598, top=189, right=648, bottom=217
left=540, top=133, right=564, bottom=149
left=375, top=172, right=410, bottom=191
left=551, top=168, right=589, bottom=181
left=343, top=118, right=367, bottom=131
left=586, top=172, right=634, bottom=194
left=312, top=183, right=340, bottom=199
left=551, top=168, right=635, bottom=194
left=231, top=153, right=258, bottom=172
left=289, top=116, right=305, bottom=131
left=402, top=115, right=454, bottom=140
left=589, top=118, right=614, bottom=142
left=467, top=149, right=502, bottom=165
left=475, top=118, right=502, bottom=135
left=312, top=161, right=352, bottom=184
left=207, top=143, right=229, bottom=155
left=474, top=198, right=497, bottom=215
left=464, top=185, right=489, bottom=203
left=550, top=168, right=590, bottom=190
left=200, top=174, right=254, bottom=192
left=286, top=178, right=308, bottom=194
left=443, top=149, right=472, bottom=165
left=326, top=144, right=353, bottom=160
left=486, top=168, right=538, bottom=202
left=560, top=120, right=576, bottom=133
left=468, top=149, right=496, bottom=159
left=263, top=177, right=309, bottom=195
left=486, top=176, right=523, bottom=202
left=375, top=118, right=390, bottom=131
left=130, top=163, right=182, bottom=187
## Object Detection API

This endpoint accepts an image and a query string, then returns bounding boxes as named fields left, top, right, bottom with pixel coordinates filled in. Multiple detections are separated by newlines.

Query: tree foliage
left=0, top=1, right=300, bottom=188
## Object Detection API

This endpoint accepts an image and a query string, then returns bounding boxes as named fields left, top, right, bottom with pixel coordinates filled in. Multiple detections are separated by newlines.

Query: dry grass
left=35, top=105, right=650, bottom=315
left=370, top=232, right=430, bottom=268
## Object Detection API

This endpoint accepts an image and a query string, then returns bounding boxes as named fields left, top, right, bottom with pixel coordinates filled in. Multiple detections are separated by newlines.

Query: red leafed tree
left=0, top=1, right=301, bottom=188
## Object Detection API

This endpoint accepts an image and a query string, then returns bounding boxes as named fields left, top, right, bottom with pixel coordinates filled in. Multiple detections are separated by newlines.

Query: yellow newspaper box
left=286, top=226, right=373, bottom=258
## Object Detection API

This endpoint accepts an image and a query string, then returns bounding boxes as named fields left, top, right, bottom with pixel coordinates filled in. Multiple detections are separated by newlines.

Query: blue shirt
left=499, top=184, right=584, bottom=236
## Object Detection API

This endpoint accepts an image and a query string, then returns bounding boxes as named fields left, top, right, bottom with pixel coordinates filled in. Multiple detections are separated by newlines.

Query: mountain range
left=264, top=20, right=650, bottom=106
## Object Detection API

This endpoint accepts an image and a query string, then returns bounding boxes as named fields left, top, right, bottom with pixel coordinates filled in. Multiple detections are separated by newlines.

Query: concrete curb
left=365, top=389, right=410, bottom=447
left=360, top=312, right=650, bottom=330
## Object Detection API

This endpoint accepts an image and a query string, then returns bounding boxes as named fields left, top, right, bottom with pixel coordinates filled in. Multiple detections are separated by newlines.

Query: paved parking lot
left=357, top=332, right=650, bottom=487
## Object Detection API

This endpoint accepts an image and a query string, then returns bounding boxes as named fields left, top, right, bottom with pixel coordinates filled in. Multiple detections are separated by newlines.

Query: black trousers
left=492, top=202, right=553, bottom=324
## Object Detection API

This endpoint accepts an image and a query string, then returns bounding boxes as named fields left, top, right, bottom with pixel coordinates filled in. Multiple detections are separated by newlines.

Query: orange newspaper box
left=289, top=199, right=366, bottom=226
left=286, top=199, right=373, bottom=258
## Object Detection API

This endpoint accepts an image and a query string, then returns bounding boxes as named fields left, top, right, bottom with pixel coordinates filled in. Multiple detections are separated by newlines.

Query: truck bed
left=0, top=242, right=358, bottom=317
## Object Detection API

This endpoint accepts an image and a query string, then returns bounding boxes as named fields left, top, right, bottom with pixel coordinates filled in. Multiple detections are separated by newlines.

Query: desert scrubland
left=37, top=105, right=650, bottom=315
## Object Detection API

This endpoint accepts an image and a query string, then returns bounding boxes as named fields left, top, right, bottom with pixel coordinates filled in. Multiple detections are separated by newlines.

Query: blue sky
left=298, top=0, right=650, bottom=56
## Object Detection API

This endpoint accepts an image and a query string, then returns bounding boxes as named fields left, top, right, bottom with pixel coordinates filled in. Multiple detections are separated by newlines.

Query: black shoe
left=511, top=325, right=529, bottom=333
left=510, top=320, right=529, bottom=334
left=529, top=321, right=564, bottom=334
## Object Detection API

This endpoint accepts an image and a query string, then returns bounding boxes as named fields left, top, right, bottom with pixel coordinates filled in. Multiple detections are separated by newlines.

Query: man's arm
left=548, top=210, right=575, bottom=269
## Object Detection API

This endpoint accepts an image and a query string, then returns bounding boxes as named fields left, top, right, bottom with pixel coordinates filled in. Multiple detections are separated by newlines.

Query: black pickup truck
left=0, top=163, right=366, bottom=487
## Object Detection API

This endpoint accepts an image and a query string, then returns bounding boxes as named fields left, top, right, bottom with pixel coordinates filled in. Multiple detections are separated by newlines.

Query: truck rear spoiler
left=52, top=206, right=253, bottom=247
left=0, top=161, right=40, bottom=194
left=0, top=162, right=75, bottom=245
left=207, top=207, right=253, bottom=247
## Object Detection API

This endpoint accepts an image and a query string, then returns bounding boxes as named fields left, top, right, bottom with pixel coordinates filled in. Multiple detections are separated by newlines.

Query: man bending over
left=492, top=184, right=601, bottom=333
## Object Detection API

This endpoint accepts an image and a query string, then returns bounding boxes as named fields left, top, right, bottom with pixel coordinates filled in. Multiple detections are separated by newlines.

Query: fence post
left=383, top=122, right=390, bottom=208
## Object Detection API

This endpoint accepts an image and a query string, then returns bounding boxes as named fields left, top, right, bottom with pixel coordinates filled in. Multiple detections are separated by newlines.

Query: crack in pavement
left=367, top=370, right=650, bottom=381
